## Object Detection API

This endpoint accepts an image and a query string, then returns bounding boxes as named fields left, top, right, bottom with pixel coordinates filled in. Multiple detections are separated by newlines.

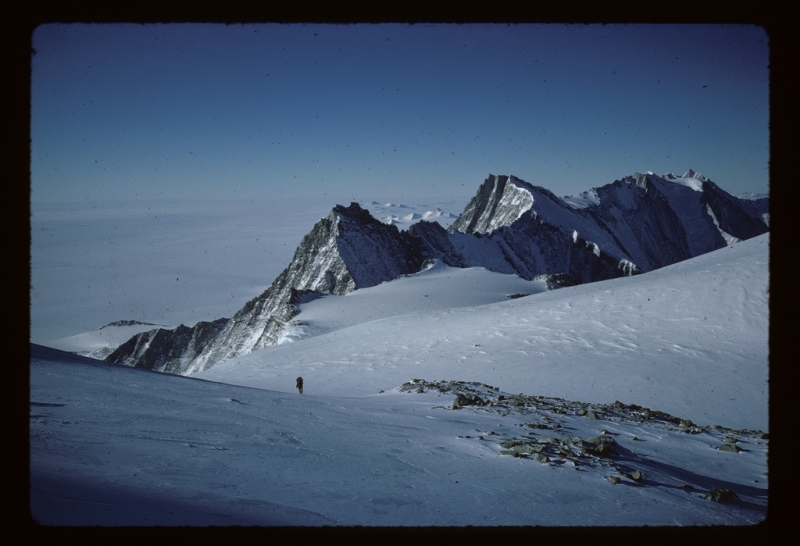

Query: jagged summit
left=682, top=168, right=706, bottom=181
left=106, top=170, right=769, bottom=376
left=448, top=174, right=536, bottom=235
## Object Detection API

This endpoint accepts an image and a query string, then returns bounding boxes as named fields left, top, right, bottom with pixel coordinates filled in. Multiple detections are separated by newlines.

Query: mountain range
left=104, top=170, right=768, bottom=375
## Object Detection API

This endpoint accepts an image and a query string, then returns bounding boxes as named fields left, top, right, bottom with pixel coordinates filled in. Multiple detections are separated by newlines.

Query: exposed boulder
left=584, top=436, right=618, bottom=457
left=453, top=393, right=485, bottom=409
left=702, top=488, right=738, bottom=503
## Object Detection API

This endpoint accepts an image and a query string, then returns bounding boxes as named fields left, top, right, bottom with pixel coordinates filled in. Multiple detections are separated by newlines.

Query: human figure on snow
left=296, top=376, right=303, bottom=394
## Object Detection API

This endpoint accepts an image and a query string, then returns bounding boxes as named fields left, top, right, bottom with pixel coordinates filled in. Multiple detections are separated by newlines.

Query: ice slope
left=198, top=233, right=769, bottom=432
left=30, top=344, right=767, bottom=526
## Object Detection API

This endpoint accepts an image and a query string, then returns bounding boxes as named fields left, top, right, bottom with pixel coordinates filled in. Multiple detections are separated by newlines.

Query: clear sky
left=31, top=23, right=769, bottom=206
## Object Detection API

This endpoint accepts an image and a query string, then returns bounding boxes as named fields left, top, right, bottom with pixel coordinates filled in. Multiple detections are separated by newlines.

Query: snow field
left=199, top=233, right=769, bottom=432
left=30, top=348, right=767, bottom=526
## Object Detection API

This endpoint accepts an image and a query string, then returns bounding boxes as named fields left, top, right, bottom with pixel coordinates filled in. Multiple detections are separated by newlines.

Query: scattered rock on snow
left=702, top=488, right=738, bottom=503
left=396, top=379, right=767, bottom=483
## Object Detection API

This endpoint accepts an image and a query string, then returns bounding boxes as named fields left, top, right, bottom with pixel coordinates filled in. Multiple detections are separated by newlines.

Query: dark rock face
left=702, top=488, right=738, bottom=503
left=184, top=203, right=429, bottom=374
left=106, top=318, right=229, bottom=374
left=108, top=203, right=430, bottom=375
left=735, top=195, right=769, bottom=227
left=108, top=171, right=768, bottom=375
left=446, top=171, right=768, bottom=278
left=448, top=175, right=536, bottom=234
left=405, top=221, right=468, bottom=268
left=453, top=393, right=485, bottom=408
left=703, top=180, right=770, bottom=240
left=99, top=320, right=163, bottom=329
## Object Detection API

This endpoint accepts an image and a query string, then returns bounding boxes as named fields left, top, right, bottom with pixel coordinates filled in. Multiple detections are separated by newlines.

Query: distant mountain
left=444, top=170, right=768, bottom=275
left=45, top=320, right=168, bottom=360
left=107, top=170, right=768, bottom=375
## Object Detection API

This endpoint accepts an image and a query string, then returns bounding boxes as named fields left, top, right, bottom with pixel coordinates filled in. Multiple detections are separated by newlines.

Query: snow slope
left=30, top=346, right=767, bottom=526
left=278, top=260, right=551, bottom=343
left=29, top=234, right=768, bottom=526
left=199, top=234, right=769, bottom=432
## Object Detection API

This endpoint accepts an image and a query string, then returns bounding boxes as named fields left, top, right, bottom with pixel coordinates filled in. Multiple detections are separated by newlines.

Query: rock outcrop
left=106, top=318, right=229, bottom=374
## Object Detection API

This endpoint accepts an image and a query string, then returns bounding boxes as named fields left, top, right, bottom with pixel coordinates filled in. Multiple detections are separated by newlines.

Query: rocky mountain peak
left=448, top=174, right=535, bottom=235
left=106, top=171, right=769, bottom=376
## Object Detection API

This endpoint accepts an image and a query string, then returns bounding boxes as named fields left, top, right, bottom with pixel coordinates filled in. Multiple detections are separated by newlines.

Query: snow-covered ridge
left=103, top=170, right=768, bottom=376
left=562, top=170, right=708, bottom=209
left=562, top=188, right=600, bottom=209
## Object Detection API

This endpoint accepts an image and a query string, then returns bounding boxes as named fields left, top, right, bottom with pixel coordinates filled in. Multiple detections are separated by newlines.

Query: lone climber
left=296, top=376, right=303, bottom=394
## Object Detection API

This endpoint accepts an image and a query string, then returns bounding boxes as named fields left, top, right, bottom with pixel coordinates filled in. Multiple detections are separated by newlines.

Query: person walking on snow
left=296, top=376, right=303, bottom=394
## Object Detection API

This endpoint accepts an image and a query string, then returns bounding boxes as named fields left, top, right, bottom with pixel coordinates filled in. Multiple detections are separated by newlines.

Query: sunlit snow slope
left=199, top=233, right=769, bottom=432
left=278, top=260, right=551, bottom=342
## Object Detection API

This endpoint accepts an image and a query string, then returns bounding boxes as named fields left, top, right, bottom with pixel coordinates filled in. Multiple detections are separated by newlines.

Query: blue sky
left=31, top=23, right=769, bottom=205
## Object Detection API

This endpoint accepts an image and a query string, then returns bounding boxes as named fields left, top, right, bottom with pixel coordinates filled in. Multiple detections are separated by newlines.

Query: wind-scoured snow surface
left=30, top=234, right=768, bottom=526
